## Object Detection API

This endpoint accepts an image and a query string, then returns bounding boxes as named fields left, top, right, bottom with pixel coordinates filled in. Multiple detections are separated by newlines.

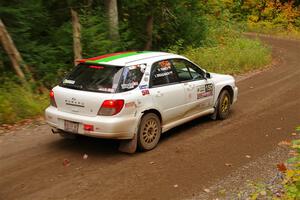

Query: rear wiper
left=63, top=84, right=84, bottom=90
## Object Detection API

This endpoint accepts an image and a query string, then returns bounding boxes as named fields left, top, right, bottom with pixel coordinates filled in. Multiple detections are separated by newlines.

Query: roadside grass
left=0, top=82, right=48, bottom=124
left=183, top=37, right=271, bottom=75
left=247, top=22, right=300, bottom=40
left=167, top=22, right=272, bottom=75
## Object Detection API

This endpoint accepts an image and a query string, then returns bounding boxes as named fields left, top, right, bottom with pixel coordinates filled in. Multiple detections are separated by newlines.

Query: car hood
left=210, top=72, right=234, bottom=81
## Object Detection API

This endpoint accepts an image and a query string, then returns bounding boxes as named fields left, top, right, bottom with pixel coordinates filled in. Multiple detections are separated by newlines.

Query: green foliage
left=181, top=27, right=271, bottom=75
left=0, top=79, right=48, bottom=124
left=243, top=0, right=300, bottom=38
left=284, top=136, right=300, bottom=199
left=0, top=0, right=274, bottom=124
left=80, top=8, right=123, bottom=57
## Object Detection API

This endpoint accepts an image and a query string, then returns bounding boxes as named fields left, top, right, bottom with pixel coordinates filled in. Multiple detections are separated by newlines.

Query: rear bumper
left=45, top=106, right=137, bottom=139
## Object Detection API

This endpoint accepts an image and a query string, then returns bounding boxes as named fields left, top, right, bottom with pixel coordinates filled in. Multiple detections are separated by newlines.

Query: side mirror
left=205, top=72, right=211, bottom=79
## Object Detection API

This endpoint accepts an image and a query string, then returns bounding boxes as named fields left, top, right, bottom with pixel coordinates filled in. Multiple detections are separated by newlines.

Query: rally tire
left=217, top=90, right=231, bottom=120
left=137, top=113, right=161, bottom=151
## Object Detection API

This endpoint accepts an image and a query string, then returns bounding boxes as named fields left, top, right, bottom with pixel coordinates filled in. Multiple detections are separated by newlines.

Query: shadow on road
left=45, top=112, right=227, bottom=155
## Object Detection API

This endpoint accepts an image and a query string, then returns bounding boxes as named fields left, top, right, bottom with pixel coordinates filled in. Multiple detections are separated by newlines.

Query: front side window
left=150, top=60, right=178, bottom=87
left=171, top=59, right=205, bottom=81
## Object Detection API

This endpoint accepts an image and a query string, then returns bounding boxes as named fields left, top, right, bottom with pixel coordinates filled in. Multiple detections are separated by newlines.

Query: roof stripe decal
left=87, top=52, right=132, bottom=61
left=85, top=51, right=152, bottom=64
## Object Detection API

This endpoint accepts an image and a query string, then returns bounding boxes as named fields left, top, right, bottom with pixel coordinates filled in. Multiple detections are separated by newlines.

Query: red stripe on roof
left=86, top=51, right=134, bottom=61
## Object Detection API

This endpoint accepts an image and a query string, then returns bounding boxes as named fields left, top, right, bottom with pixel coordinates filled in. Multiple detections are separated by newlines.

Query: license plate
left=64, top=120, right=79, bottom=133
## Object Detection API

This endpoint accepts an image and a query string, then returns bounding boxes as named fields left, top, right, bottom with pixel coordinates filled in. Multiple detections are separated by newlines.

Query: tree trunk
left=106, top=0, right=120, bottom=41
left=144, top=15, right=153, bottom=50
left=0, top=19, right=26, bottom=80
left=71, top=8, right=82, bottom=65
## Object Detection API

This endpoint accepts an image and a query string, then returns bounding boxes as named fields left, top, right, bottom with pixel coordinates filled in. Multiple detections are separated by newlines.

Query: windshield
left=60, top=63, right=144, bottom=93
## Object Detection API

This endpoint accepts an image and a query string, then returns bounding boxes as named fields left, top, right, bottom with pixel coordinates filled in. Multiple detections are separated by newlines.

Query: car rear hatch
left=53, top=63, right=123, bottom=117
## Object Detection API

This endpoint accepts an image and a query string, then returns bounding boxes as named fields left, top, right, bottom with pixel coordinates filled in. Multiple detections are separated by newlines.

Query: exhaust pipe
left=51, top=128, right=60, bottom=134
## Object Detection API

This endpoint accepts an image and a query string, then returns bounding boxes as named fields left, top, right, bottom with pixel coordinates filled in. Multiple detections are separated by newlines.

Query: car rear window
left=60, top=63, right=144, bottom=93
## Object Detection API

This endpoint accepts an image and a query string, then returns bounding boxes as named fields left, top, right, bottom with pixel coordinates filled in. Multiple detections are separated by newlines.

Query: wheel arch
left=219, top=85, right=234, bottom=104
left=142, top=109, right=162, bottom=123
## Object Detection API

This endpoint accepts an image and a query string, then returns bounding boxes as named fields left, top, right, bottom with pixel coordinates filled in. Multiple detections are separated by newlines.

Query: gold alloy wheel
left=142, top=118, right=159, bottom=144
left=221, top=95, right=229, bottom=113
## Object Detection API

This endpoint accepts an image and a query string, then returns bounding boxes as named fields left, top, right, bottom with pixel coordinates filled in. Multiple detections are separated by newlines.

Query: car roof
left=78, top=51, right=186, bottom=66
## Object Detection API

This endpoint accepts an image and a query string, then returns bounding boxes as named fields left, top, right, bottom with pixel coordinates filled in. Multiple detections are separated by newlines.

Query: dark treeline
left=0, top=0, right=299, bottom=88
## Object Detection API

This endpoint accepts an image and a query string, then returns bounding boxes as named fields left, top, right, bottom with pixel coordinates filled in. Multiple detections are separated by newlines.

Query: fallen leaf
left=83, top=154, right=88, bottom=160
left=225, top=163, right=232, bottom=167
left=278, top=140, right=291, bottom=147
left=173, top=184, right=178, bottom=188
left=245, top=155, right=251, bottom=159
left=277, top=163, right=287, bottom=172
left=203, top=188, right=210, bottom=193
left=288, top=150, right=298, bottom=156
left=62, top=159, right=70, bottom=166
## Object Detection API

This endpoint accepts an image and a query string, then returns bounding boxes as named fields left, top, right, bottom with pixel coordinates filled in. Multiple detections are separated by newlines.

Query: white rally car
left=45, top=51, right=238, bottom=152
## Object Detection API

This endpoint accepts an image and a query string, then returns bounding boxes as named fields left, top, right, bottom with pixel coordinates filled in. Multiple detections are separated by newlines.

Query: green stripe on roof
left=93, top=51, right=152, bottom=63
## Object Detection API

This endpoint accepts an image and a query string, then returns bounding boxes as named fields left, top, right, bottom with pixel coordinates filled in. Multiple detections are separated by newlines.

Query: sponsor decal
left=121, top=82, right=138, bottom=89
left=197, top=83, right=213, bottom=99
left=158, top=60, right=172, bottom=71
left=139, top=84, right=148, bottom=89
left=141, top=89, right=150, bottom=96
left=158, top=60, right=171, bottom=68
left=98, top=88, right=115, bottom=93
left=154, top=71, right=173, bottom=78
left=205, top=83, right=213, bottom=92
left=63, top=79, right=75, bottom=84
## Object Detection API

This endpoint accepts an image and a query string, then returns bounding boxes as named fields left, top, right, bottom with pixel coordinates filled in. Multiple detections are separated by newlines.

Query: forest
left=0, top=0, right=300, bottom=124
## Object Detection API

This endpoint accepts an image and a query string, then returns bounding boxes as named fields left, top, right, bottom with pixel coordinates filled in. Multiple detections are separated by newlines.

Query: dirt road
left=0, top=36, right=299, bottom=200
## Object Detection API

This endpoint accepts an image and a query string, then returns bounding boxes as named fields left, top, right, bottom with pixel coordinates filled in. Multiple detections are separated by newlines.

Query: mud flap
left=210, top=107, right=217, bottom=120
left=118, top=133, right=137, bottom=153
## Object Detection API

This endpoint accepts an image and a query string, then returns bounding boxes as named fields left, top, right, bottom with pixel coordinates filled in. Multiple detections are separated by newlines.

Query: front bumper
left=45, top=106, right=137, bottom=139
left=233, top=86, right=238, bottom=104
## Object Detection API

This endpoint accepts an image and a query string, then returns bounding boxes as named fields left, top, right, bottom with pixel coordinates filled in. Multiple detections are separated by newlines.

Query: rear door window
left=118, top=64, right=145, bottom=92
left=150, top=60, right=179, bottom=87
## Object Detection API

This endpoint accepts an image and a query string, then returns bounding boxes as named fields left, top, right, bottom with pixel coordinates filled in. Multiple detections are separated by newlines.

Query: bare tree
left=105, top=0, right=120, bottom=41
left=71, top=8, right=82, bottom=65
left=0, top=19, right=27, bottom=81
left=144, top=15, right=153, bottom=50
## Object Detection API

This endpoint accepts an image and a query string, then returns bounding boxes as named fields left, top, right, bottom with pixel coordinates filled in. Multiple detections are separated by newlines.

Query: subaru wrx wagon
left=45, top=51, right=238, bottom=152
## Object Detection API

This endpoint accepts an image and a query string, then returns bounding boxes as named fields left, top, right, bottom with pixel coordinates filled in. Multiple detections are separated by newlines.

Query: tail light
left=98, top=100, right=124, bottom=116
left=49, top=90, right=57, bottom=107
